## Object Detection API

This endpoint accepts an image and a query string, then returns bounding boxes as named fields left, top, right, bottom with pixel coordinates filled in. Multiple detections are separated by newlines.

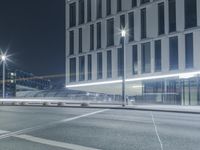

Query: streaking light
left=66, top=80, right=122, bottom=88
left=132, top=85, right=143, bottom=89
left=66, top=71, right=200, bottom=88
left=179, top=73, right=196, bottom=79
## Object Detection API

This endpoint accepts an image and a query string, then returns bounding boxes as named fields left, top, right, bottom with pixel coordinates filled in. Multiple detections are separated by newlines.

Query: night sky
left=0, top=0, right=65, bottom=80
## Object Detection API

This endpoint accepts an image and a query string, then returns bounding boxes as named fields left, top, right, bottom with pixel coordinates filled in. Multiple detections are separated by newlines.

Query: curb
left=1, top=104, right=200, bottom=114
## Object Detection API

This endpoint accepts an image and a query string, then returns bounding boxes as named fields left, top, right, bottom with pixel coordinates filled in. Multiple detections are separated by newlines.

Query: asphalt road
left=0, top=106, right=199, bottom=150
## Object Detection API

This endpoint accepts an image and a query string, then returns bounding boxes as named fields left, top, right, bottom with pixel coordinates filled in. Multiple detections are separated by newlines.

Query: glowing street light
left=121, top=29, right=127, bottom=107
left=121, top=29, right=126, bottom=37
left=1, top=55, right=6, bottom=61
left=1, top=54, right=7, bottom=99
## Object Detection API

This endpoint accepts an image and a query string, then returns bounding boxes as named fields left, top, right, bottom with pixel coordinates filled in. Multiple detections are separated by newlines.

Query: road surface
left=0, top=106, right=199, bottom=150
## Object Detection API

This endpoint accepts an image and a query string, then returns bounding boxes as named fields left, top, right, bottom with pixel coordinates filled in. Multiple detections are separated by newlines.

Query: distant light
left=121, top=30, right=126, bottom=37
left=1, top=55, right=6, bottom=61
left=66, top=71, right=200, bottom=88
left=179, top=73, right=196, bottom=79
left=132, top=85, right=143, bottom=89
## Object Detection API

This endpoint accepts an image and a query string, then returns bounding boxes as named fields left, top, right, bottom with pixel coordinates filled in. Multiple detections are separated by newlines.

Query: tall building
left=66, top=0, right=200, bottom=105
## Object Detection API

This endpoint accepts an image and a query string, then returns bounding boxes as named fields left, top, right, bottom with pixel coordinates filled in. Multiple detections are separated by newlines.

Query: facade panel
left=66, top=0, right=200, bottom=105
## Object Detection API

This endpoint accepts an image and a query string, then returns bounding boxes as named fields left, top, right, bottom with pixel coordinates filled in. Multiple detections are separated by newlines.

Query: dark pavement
left=0, top=106, right=199, bottom=150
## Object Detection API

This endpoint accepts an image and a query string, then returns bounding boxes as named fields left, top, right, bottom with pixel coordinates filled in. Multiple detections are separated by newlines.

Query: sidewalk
left=125, top=105, right=200, bottom=114
left=68, top=103, right=200, bottom=114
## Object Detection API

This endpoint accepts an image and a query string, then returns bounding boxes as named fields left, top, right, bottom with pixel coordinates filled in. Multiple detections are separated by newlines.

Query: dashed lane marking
left=15, top=134, right=101, bottom=150
left=151, top=112, right=164, bottom=150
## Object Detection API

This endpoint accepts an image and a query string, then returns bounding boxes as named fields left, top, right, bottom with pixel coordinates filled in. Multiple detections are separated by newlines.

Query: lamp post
left=1, top=55, right=6, bottom=99
left=121, top=30, right=126, bottom=107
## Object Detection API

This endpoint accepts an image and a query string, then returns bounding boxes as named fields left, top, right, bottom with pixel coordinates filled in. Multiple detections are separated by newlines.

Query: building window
left=90, top=24, right=94, bottom=50
left=97, top=53, right=103, bottom=79
left=169, top=36, right=178, bottom=70
left=128, top=12, right=134, bottom=42
left=69, top=58, right=76, bottom=82
left=79, top=0, right=85, bottom=25
left=96, top=0, right=102, bottom=19
left=158, top=2, right=165, bottom=35
left=79, top=56, right=85, bottom=81
left=132, top=45, right=138, bottom=75
left=87, top=0, right=91, bottom=22
left=120, top=14, right=125, bottom=29
left=185, top=33, right=194, bottom=69
left=168, top=0, right=176, bottom=33
left=155, top=40, right=162, bottom=72
left=69, top=2, right=76, bottom=27
left=107, top=50, right=112, bottom=78
left=117, top=48, right=123, bottom=77
left=97, top=22, right=101, bottom=49
left=185, top=0, right=197, bottom=29
left=107, top=18, right=114, bottom=47
left=141, top=0, right=150, bottom=5
left=79, top=28, right=82, bottom=53
left=106, top=0, right=111, bottom=16
left=141, top=42, right=151, bottom=73
left=117, top=0, right=122, bottom=12
left=132, top=0, right=137, bottom=7
left=69, top=30, right=74, bottom=55
left=141, top=8, right=147, bottom=39
left=87, top=54, right=92, bottom=80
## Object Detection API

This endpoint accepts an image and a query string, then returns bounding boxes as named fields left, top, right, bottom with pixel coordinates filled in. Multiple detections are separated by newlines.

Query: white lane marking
left=0, top=130, right=9, bottom=134
left=15, top=134, right=101, bottom=150
left=0, top=109, right=109, bottom=140
left=151, top=112, right=164, bottom=150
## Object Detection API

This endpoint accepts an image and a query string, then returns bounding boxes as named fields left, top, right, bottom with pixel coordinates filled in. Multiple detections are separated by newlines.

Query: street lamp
left=121, top=29, right=126, bottom=107
left=1, top=54, right=7, bottom=99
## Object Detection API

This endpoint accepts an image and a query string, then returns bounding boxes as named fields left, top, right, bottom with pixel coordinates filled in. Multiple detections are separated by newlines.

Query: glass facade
left=87, top=0, right=91, bottom=22
left=169, top=36, right=178, bottom=70
left=66, top=0, right=200, bottom=105
left=90, top=24, right=94, bottom=51
left=69, top=30, right=74, bottom=55
left=141, top=42, right=151, bottom=73
left=185, top=0, right=197, bottom=29
left=107, top=18, right=114, bottom=47
left=87, top=55, right=92, bottom=80
left=96, top=0, right=102, bottom=19
left=79, top=56, right=85, bottom=81
left=107, top=50, right=112, bottom=78
left=155, top=40, right=162, bottom=72
left=128, top=12, right=134, bottom=42
left=168, top=0, right=176, bottom=32
left=97, top=22, right=101, bottom=49
left=70, top=58, right=76, bottom=82
left=141, top=0, right=150, bottom=5
left=132, top=0, right=137, bottom=7
left=78, top=0, right=84, bottom=25
left=106, top=0, right=111, bottom=16
left=78, top=28, right=82, bottom=53
left=185, top=33, right=194, bottom=69
left=158, top=2, right=165, bottom=35
left=97, top=52, right=103, bottom=79
left=117, top=0, right=122, bottom=12
left=141, top=8, right=147, bottom=39
left=69, top=2, right=76, bottom=27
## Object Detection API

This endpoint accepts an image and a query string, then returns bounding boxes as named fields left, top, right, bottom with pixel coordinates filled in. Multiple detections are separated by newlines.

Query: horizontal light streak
left=66, top=71, right=200, bottom=88
left=66, top=80, right=122, bottom=88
